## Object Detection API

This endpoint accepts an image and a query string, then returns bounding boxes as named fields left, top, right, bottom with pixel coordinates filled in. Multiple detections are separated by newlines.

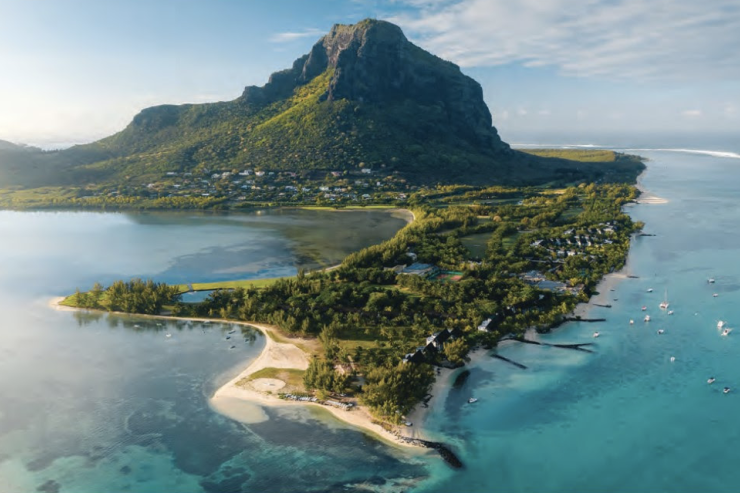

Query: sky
left=0, top=0, right=738, bottom=148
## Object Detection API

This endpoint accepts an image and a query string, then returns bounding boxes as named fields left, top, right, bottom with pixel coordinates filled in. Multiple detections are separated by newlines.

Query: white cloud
left=389, top=0, right=740, bottom=80
left=270, top=29, right=324, bottom=43
left=682, top=109, right=703, bottom=117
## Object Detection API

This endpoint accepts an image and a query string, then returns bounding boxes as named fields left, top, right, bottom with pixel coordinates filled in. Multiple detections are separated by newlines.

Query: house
left=255, top=171, right=265, bottom=177
left=402, top=349, right=426, bottom=364
left=477, top=318, right=492, bottom=332
left=361, top=168, right=372, bottom=174
left=406, top=252, right=418, bottom=261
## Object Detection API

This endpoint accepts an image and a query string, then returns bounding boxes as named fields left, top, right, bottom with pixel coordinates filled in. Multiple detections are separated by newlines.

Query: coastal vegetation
left=63, top=183, right=641, bottom=424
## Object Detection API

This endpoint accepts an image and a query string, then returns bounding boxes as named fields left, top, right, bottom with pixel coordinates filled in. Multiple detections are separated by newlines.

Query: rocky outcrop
left=240, top=19, right=508, bottom=151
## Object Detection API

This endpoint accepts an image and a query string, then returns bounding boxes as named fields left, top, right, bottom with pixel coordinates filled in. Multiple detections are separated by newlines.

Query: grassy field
left=461, top=232, right=492, bottom=259
left=179, top=277, right=290, bottom=292
left=521, top=149, right=617, bottom=162
left=239, top=367, right=306, bottom=392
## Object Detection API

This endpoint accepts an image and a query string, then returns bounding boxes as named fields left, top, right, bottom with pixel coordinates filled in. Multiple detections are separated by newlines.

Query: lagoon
left=0, top=208, right=422, bottom=493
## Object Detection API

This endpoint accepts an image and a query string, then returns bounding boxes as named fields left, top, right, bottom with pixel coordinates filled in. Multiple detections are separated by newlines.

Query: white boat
left=724, top=387, right=731, bottom=394
left=708, top=278, right=716, bottom=284
left=468, top=397, right=478, bottom=404
left=713, top=293, right=719, bottom=298
left=644, top=315, right=651, bottom=322
left=593, top=331, right=600, bottom=338
left=647, top=288, right=654, bottom=293
left=659, top=289, right=669, bottom=309
left=629, top=319, right=635, bottom=325
left=668, top=310, right=674, bottom=315
left=165, top=333, right=172, bottom=338
left=657, top=329, right=664, bottom=334
left=722, top=328, right=732, bottom=336
left=708, top=377, right=716, bottom=384
left=670, top=356, right=676, bottom=362
left=718, top=321, right=726, bottom=329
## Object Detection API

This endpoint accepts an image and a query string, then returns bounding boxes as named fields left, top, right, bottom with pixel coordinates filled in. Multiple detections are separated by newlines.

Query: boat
left=668, top=310, right=674, bottom=315
left=708, top=278, right=716, bottom=284
left=657, top=329, right=664, bottom=334
left=468, top=397, right=478, bottom=404
left=713, top=293, right=719, bottom=297
left=644, top=315, right=651, bottom=322
left=593, top=331, right=600, bottom=338
left=659, top=289, right=669, bottom=310
left=708, top=377, right=716, bottom=384
left=724, top=387, right=731, bottom=394
left=718, top=321, right=726, bottom=329
left=647, top=288, right=654, bottom=293
left=642, top=306, right=647, bottom=311
left=629, top=319, right=635, bottom=325
left=722, top=328, right=732, bottom=336
left=670, top=356, right=676, bottom=362
left=165, top=333, right=172, bottom=338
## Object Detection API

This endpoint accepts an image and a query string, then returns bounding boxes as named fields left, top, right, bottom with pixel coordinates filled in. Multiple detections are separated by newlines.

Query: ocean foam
left=623, top=148, right=740, bottom=159
left=512, top=144, right=740, bottom=159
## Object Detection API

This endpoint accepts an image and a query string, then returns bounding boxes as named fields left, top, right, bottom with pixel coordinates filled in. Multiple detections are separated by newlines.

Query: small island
left=57, top=178, right=643, bottom=462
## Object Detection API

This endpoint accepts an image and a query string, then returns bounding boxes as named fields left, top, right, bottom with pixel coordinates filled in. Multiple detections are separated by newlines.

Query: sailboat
left=659, top=289, right=669, bottom=310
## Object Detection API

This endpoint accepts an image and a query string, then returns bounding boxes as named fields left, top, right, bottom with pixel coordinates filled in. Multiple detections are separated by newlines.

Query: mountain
left=0, top=19, right=643, bottom=190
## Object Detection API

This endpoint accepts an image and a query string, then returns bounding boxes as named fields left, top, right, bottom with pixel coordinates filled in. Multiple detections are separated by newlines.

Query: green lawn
left=183, top=277, right=290, bottom=292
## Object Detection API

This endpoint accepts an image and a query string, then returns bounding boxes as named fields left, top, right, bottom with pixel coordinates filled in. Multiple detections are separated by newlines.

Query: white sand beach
left=48, top=296, right=427, bottom=450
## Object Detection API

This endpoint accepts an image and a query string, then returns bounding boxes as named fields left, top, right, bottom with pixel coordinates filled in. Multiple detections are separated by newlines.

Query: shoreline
left=47, top=297, right=427, bottom=451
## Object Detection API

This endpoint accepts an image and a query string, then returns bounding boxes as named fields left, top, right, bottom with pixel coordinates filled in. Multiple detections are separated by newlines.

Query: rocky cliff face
left=240, top=19, right=508, bottom=151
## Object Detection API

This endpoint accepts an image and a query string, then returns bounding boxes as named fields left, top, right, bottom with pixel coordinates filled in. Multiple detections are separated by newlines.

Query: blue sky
left=0, top=0, right=738, bottom=147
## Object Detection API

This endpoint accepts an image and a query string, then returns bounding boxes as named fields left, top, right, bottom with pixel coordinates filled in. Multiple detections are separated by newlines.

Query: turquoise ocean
left=2, top=134, right=740, bottom=492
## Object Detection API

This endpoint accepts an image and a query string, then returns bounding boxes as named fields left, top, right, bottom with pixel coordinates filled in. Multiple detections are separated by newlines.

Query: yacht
left=713, top=293, right=719, bottom=298
left=642, top=306, right=647, bottom=311
left=670, top=356, right=676, bottom=362
left=165, top=333, right=172, bottom=338
left=724, top=387, right=731, bottom=394
left=668, top=310, right=674, bottom=315
left=722, top=328, right=732, bottom=336
left=629, top=319, right=635, bottom=325
left=468, top=397, right=478, bottom=404
left=659, top=289, right=669, bottom=310
left=644, top=315, right=651, bottom=322
left=718, top=321, right=726, bottom=329
left=647, top=288, right=654, bottom=293
left=593, top=331, right=600, bottom=338
left=708, top=278, right=716, bottom=284
left=708, top=377, right=716, bottom=384
left=657, top=329, right=665, bottom=334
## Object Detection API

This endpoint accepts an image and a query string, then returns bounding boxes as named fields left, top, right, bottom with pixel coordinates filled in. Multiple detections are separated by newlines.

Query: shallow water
left=416, top=137, right=740, bottom=492
left=0, top=209, right=424, bottom=493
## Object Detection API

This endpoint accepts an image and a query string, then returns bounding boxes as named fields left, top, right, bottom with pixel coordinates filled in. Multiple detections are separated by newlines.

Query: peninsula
left=35, top=18, right=646, bottom=461
left=59, top=181, right=644, bottom=457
